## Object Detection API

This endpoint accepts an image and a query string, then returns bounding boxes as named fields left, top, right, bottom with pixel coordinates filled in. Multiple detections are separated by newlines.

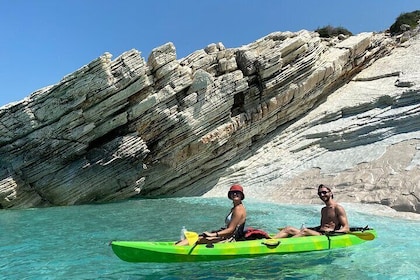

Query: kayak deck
left=110, top=229, right=377, bottom=263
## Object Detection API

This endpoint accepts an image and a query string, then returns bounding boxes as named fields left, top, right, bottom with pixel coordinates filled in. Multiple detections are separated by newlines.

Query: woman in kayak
left=176, top=184, right=247, bottom=245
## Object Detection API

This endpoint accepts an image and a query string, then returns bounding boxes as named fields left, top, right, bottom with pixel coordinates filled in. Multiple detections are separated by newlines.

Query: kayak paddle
left=328, top=231, right=376, bottom=241
left=348, top=231, right=375, bottom=240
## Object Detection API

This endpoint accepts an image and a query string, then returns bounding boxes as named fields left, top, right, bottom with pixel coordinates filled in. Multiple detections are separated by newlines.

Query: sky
left=1, top=0, right=418, bottom=107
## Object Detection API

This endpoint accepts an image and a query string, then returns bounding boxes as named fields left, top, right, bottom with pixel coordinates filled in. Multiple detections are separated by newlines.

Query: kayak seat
left=244, top=227, right=271, bottom=240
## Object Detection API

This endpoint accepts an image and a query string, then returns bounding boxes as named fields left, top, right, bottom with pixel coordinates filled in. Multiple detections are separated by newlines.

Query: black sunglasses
left=318, top=191, right=330, bottom=196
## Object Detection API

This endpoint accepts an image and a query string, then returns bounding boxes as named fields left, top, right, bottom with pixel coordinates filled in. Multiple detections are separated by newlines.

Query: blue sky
left=1, top=0, right=418, bottom=107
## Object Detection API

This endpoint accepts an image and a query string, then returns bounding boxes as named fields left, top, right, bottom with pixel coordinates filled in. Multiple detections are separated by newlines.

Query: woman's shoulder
left=234, top=204, right=246, bottom=215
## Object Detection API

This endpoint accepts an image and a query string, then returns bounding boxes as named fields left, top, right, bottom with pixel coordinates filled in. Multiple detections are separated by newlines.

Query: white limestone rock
left=0, top=29, right=419, bottom=216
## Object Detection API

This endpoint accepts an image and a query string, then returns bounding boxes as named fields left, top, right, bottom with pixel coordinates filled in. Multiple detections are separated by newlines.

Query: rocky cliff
left=1, top=29, right=419, bottom=214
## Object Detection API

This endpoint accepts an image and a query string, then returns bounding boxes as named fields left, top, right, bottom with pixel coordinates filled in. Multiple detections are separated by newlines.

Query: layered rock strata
left=0, top=30, right=419, bottom=214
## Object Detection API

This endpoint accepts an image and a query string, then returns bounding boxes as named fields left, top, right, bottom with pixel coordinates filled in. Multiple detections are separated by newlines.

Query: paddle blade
left=349, top=231, right=375, bottom=241
left=185, top=231, right=199, bottom=245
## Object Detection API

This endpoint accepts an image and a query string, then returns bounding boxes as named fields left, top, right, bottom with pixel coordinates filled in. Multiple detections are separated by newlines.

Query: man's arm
left=335, top=205, right=350, bottom=233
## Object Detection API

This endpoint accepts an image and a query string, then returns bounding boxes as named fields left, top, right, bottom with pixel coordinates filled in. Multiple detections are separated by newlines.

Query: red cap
left=228, top=184, right=245, bottom=200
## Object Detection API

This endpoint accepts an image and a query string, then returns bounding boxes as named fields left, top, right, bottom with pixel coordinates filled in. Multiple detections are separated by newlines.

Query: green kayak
left=110, top=228, right=376, bottom=263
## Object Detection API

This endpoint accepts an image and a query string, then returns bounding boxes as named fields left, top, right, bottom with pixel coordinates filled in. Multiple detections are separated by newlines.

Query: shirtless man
left=274, top=184, right=349, bottom=238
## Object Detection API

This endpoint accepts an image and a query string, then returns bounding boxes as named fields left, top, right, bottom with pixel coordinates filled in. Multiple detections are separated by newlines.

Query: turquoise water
left=0, top=197, right=419, bottom=280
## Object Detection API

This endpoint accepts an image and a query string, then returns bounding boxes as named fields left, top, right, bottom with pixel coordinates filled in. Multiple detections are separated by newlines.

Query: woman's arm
left=204, top=206, right=245, bottom=238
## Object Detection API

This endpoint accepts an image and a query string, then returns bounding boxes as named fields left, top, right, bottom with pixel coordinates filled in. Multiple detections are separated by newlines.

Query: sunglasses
left=231, top=191, right=241, bottom=196
left=318, top=191, right=330, bottom=196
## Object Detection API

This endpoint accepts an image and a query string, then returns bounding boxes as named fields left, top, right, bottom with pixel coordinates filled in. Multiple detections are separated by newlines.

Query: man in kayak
left=273, top=184, right=349, bottom=238
left=176, top=184, right=247, bottom=245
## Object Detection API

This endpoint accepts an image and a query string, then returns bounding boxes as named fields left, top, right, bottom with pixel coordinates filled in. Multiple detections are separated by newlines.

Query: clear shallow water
left=0, top=198, right=419, bottom=280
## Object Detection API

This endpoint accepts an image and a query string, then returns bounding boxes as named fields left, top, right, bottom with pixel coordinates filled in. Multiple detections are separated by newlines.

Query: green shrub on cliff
left=315, top=25, right=353, bottom=38
left=389, top=10, right=420, bottom=35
